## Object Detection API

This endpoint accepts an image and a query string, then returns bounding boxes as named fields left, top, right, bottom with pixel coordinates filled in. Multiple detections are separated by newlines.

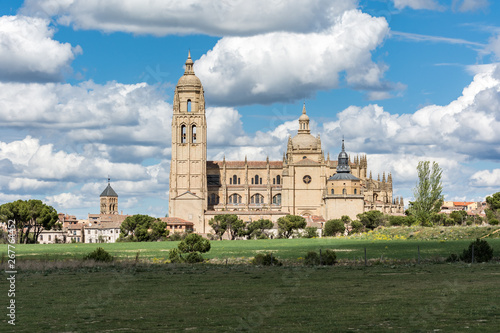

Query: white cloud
left=46, top=192, right=85, bottom=209
left=470, top=169, right=500, bottom=186
left=0, top=15, right=80, bottom=82
left=486, top=34, right=500, bottom=60
left=21, top=0, right=357, bottom=36
left=452, top=0, right=489, bottom=12
left=393, top=0, right=444, bottom=10
left=196, top=10, right=390, bottom=105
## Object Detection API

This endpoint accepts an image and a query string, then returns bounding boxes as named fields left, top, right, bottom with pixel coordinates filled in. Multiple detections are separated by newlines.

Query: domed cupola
left=290, top=103, right=320, bottom=151
left=336, top=139, right=350, bottom=173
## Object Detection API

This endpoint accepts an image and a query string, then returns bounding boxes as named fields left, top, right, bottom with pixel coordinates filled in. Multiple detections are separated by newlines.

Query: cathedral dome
left=177, top=51, right=202, bottom=88
left=291, top=133, right=318, bottom=150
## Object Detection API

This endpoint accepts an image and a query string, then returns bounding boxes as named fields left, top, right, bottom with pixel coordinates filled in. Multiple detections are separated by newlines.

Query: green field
left=9, top=237, right=500, bottom=264
left=2, top=229, right=500, bottom=332
left=1, top=262, right=499, bottom=332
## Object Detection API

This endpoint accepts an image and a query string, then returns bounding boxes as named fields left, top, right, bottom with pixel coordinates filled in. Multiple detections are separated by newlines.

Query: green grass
left=1, top=263, right=499, bottom=332
left=9, top=236, right=500, bottom=263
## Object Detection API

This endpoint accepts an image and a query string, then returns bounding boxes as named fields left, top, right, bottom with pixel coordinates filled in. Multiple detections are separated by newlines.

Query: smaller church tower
left=100, top=178, right=118, bottom=215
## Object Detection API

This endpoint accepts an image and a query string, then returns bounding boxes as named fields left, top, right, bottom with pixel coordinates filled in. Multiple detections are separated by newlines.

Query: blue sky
left=0, top=0, right=499, bottom=219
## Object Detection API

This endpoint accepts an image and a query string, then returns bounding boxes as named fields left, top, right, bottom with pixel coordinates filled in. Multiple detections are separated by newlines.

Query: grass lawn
left=9, top=237, right=500, bottom=263
left=1, top=262, right=499, bottom=332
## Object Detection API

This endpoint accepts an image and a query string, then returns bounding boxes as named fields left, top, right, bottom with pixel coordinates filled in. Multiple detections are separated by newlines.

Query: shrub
left=304, top=251, right=320, bottom=265
left=184, top=252, right=204, bottom=263
left=446, top=253, right=460, bottom=262
left=388, top=215, right=407, bottom=226
left=302, top=227, right=318, bottom=238
left=84, top=247, right=113, bottom=262
left=168, top=232, right=188, bottom=241
left=459, top=239, right=494, bottom=263
left=490, top=219, right=499, bottom=226
left=251, top=253, right=281, bottom=266
left=350, top=220, right=364, bottom=234
left=324, top=219, right=345, bottom=236
left=322, top=249, right=337, bottom=266
left=303, top=250, right=337, bottom=266
left=168, top=248, right=183, bottom=263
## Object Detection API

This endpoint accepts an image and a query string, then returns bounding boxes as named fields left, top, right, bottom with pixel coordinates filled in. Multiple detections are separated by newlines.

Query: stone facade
left=168, top=53, right=404, bottom=233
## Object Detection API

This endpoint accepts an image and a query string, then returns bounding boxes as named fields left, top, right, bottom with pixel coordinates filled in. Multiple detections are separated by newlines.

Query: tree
left=277, top=215, right=306, bottom=238
left=224, top=215, right=245, bottom=240
left=408, top=161, right=444, bottom=225
left=450, top=210, right=467, bottom=225
left=486, top=192, right=500, bottom=224
left=169, top=233, right=211, bottom=263
left=0, top=200, right=58, bottom=244
left=357, top=210, right=385, bottom=230
left=247, top=219, right=274, bottom=239
left=324, top=219, right=345, bottom=236
left=208, top=215, right=229, bottom=240
left=119, top=215, right=167, bottom=242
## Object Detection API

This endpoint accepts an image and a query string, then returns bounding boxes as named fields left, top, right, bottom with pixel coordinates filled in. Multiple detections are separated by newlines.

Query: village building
left=168, top=53, right=405, bottom=233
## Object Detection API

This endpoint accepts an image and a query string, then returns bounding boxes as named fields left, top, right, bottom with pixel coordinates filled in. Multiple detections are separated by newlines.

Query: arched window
left=251, top=194, right=264, bottom=204
left=209, top=193, right=219, bottom=205
left=272, top=194, right=281, bottom=205
left=276, top=175, right=281, bottom=185
left=343, top=188, right=346, bottom=194
left=191, top=125, right=197, bottom=143
left=331, top=189, right=334, bottom=194
left=229, top=193, right=242, bottom=204
left=229, top=178, right=232, bottom=185
left=187, top=99, right=192, bottom=112
left=354, top=189, right=357, bottom=194
left=181, top=125, right=186, bottom=143
left=233, top=175, right=237, bottom=185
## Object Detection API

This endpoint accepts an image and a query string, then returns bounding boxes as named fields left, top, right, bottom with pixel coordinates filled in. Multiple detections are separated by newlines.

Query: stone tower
left=100, top=178, right=118, bottom=215
left=168, top=52, right=207, bottom=231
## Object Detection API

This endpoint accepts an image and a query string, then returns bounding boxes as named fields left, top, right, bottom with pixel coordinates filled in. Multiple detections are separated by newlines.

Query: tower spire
left=184, top=50, right=194, bottom=74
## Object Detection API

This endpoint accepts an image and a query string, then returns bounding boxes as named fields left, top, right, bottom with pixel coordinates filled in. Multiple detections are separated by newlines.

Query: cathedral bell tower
left=168, top=52, right=207, bottom=231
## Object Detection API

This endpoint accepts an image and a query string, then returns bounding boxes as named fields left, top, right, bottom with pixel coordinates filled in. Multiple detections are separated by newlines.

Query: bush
left=168, top=234, right=211, bottom=263
left=490, top=219, right=499, bottom=226
left=303, top=250, right=337, bottom=266
left=168, top=232, right=188, bottom=241
left=184, top=252, right=204, bottom=263
left=251, top=253, right=282, bottom=266
left=324, top=219, right=345, bottom=236
left=388, top=215, right=407, bottom=226
left=304, top=251, right=320, bottom=265
left=350, top=220, right=364, bottom=234
left=322, top=249, right=337, bottom=266
left=446, top=253, right=460, bottom=262
left=459, top=239, right=494, bottom=263
left=302, top=227, right=318, bottom=238
left=84, top=247, right=113, bottom=262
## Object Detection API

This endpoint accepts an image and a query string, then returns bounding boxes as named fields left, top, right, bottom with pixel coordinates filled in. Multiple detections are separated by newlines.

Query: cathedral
left=168, top=53, right=404, bottom=233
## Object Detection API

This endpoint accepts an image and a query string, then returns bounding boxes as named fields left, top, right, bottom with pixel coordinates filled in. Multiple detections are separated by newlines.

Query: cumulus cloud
left=0, top=15, right=80, bottom=82
left=0, top=80, right=172, bottom=151
left=393, top=0, right=444, bottom=10
left=196, top=10, right=391, bottom=105
left=46, top=192, right=85, bottom=209
left=470, top=169, right=500, bottom=186
left=21, top=0, right=356, bottom=36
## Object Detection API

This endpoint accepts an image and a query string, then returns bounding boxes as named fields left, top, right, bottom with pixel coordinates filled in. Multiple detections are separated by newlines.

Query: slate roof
left=100, top=184, right=118, bottom=197
left=328, top=173, right=360, bottom=181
